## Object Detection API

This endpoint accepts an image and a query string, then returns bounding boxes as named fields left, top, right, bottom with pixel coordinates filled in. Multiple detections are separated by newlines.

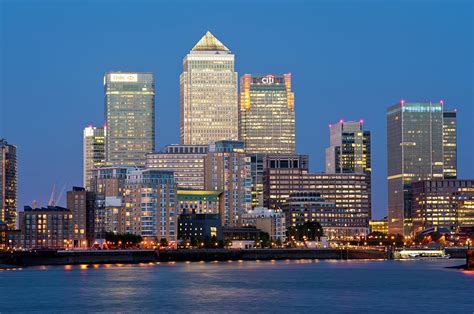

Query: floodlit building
left=204, top=141, right=251, bottom=227
left=386, top=101, right=457, bottom=235
left=411, top=179, right=474, bottom=234
left=19, top=206, right=72, bottom=249
left=239, top=73, right=295, bottom=154
left=66, top=187, right=105, bottom=247
left=369, top=218, right=389, bottom=234
left=241, top=207, right=286, bottom=240
left=178, top=214, right=222, bottom=240
left=83, top=126, right=106, bottom=190
left=177, top=190, right=222, bottom=215
left=443, top=111, right=457, bottom=179
left=180, top=31, right=238, bottom=144
left=146, top=144, right=208, bottom=190
left=124, top=169, right=177, bottom=242
left=104, top=72, right=155, bottom=167
left=0, top=139, right=17, bottom=229
left=283, top=192, right=367, bottom=240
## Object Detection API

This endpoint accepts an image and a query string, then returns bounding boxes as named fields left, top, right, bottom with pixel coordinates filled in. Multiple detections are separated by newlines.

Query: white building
left=241, top=207, right=286, bottom=240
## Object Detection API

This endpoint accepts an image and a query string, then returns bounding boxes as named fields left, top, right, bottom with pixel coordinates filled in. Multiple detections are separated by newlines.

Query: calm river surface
left=1, top=259, right=473, bottom=313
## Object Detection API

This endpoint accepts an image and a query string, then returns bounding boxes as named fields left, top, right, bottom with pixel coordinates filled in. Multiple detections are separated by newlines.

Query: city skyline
left=1, top=1, right=473, bottom=220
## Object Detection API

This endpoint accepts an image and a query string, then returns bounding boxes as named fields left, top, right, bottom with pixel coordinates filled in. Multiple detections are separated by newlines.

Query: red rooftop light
left=440, top=100, right=444, bottom=105
left=360, top=119, right=365, bottom=124
left=339, top=119, right=344, bottom=123
left=400, top=99, right=405, bottom=105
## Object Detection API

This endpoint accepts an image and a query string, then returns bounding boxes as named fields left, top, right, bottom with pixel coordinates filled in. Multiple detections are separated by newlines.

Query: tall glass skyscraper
left=83, top=126, right=105, bottom=190
left=239, top=74, right=295, bottom=154
left=104, top=72, right=155, bottom=167
left=386, top=101, right=456, bottom=235
left=180, top=31, right=238, bottom=145
left=0, top=139, right=17, bottom=229
left=443, top=110, right=457, bottom=179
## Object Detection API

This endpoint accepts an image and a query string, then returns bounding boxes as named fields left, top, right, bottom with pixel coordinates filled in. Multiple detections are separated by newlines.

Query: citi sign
left=261, top=75, right=275, bottom=85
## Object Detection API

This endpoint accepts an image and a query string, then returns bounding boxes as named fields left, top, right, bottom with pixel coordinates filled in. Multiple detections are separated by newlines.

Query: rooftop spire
left=191, top=31, right=230, bottom=52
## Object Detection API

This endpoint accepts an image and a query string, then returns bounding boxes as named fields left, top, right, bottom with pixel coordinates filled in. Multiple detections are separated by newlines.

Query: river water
left=1, top=259, right=473, bottom=313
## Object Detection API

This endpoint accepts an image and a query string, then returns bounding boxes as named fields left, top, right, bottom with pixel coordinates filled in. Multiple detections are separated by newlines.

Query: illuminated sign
left=261, top=75, right=274, bottom=85
left=110, top=73, right=138, bottom=82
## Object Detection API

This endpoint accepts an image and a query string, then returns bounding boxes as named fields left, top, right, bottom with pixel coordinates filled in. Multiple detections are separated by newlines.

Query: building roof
left=191, top=31, right=230, bottom=52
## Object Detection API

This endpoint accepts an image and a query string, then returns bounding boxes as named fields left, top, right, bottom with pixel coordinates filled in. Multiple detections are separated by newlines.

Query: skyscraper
left=180, top=31, right=238, bottom=145
left=0, top=139, right=17, bottom=229
left=104, top=72, right=155, bottom=167
left=443, top=110, right=457, bottom=179
left=239, top=74, right=295, bottom=154
left=386, top=101, right=455, bottom=235
left=83, top=126, right=106, bottom=190
left=325, top=120, right=371, bottom=217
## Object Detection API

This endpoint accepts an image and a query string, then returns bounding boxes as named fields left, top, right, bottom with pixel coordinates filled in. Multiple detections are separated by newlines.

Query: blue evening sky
left=1, top=0, right=473, bottom=219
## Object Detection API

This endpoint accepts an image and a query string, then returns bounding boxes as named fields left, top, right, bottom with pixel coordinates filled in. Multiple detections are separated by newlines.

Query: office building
left=0, top=139, right=17, bottom=229
left=263, top=157, right=370, bottom=238
left=283, top=191, right=368, bottom=240
left=177, top=190, right=222, bottom=215
left=19, top=206, right=72, bottom=249
left=180, top=31, right=238, bottom=144
left=369, top=218, right=389, bottom=234
left=178, top=213, right=222, bottom=240
left=411, top=179, right=474, bottom=234
left=443, top=110, right=457, bottom=179
left=205, top=141, right=252, bottom=227
left=326, top=120, right=371, bottom=218
left=239, top=73, right=295, bottom=154
left=83, top=126, right=106, bottom=190
left=66, top=187, right=105, bottom=247
left=386, top=101, right=456, bottom=235
left=241, top=207, right=286, bottom=240
left=124, top=169, right=176, bottom=242
left=146, top=144, right=208, bottom=190
left=104, top=72, right=155, bottom=167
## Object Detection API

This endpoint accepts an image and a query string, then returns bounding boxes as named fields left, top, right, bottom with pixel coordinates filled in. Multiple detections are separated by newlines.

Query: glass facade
left=0, top=139, right=17, bottom=229
left=104, top=72, right=155, bottom=167
left=386, top=101, right=454, bottom=235
left=180, top=32, right=238, bottom=145
left=443, top=111, right=457, bottom=179
left=239, top=74, right=295, bottom=154
left=83, top=126, right=105, bottom=190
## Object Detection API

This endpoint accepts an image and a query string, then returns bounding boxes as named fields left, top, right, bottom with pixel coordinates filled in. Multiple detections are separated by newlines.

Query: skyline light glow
left=1, top=1, right=473, bottom=219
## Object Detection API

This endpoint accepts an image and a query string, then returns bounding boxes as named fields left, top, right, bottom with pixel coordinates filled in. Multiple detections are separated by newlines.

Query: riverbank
left=0, top=248, right=389, bottom=267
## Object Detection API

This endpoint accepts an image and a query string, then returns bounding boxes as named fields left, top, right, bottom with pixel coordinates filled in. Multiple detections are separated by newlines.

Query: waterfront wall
left=0, top=248, right=388, bottom=267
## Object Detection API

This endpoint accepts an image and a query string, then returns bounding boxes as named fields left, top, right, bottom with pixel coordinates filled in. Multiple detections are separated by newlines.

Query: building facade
left=326, top=120, right=371, bottom=218
left=369, top=218, right=389, bottom=234
left=204, top=141, right=252, bottom=227
left=104, top=72, right=155, bottom=167
left=66, top=187, right=105, bottom=247
left=386, top=101, right=456, bottom=235
left=19, top=206, right=72, bottom=249
left=283, top=192, right=368, bottom=240
left=178, top=214, right=222, bottom=240
left=241, top=207, right=286, bottom=240
left=0, top=139, right=17, bottom=229
left=83, top=126, right=106, bottom=190
left=443, top=110, right=457, bottom=179
left=264, top=162, right=370, bottom=238
left=411, top=179, right=474, bottom=234
left=124, top=169, right=177, bottom=242
left=239, top=73, right=295, bottom=154
left=180, top=31, right=238, bottom=144
left=146, top=144, right=208, bottom=190
left=177, top=190, right=222, bottom=215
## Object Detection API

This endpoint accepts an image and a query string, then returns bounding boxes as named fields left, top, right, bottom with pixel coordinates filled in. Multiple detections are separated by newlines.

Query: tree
left=287, top=221, right=324, bottom=242
left=159, top=238, right=169, bottom=248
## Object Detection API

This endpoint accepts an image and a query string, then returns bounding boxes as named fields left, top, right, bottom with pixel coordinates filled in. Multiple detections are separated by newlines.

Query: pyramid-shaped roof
left=191, top=31, right=230, bottom=52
